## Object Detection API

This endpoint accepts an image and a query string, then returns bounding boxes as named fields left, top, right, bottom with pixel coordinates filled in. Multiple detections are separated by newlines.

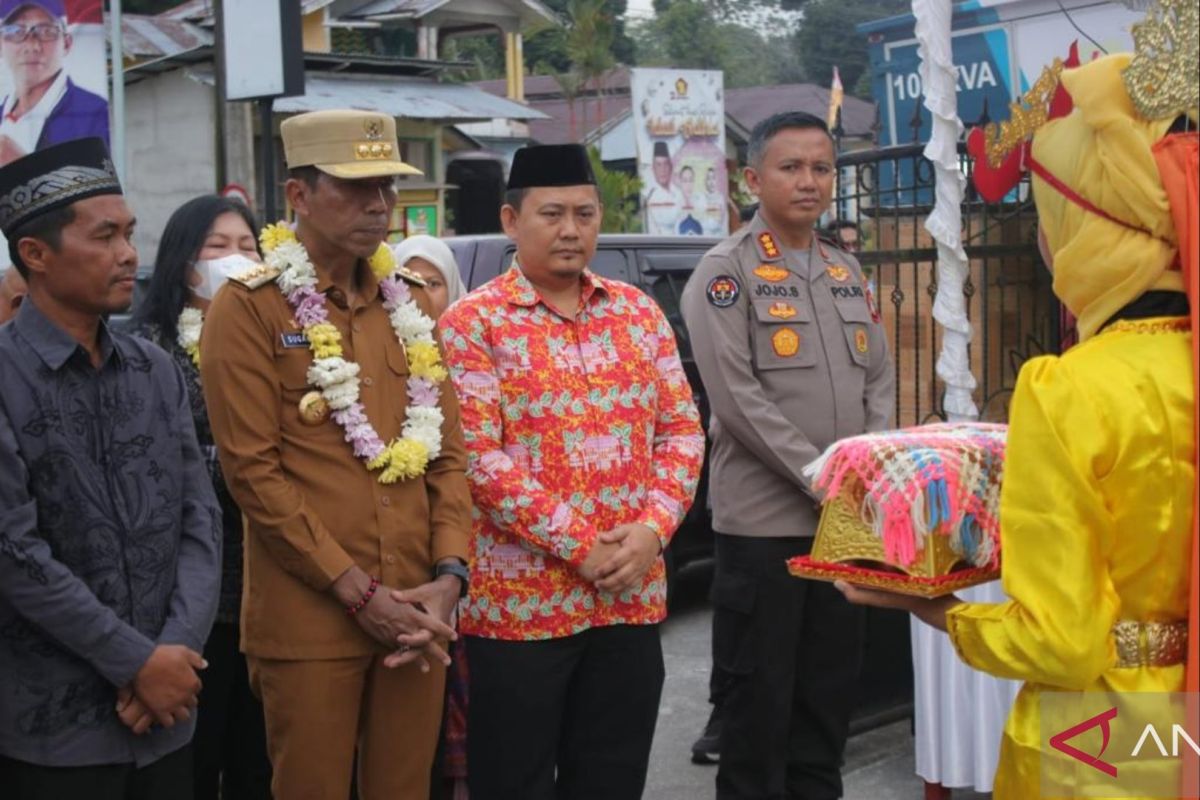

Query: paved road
left=645, top=563, right=992, bottom=800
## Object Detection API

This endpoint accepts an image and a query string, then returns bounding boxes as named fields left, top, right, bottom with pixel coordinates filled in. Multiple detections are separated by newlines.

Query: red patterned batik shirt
left=438, top=266, right=704, bottom=641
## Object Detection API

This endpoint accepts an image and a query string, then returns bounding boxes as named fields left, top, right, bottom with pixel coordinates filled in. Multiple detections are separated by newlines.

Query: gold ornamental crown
left=1121, top=0, right=1199, bottom=120
left=982, top=56, right=1068, bottom=167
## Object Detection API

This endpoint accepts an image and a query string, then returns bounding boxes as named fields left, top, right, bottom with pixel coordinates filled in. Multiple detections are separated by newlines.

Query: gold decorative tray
left=787, top=555, right=999, bottom=598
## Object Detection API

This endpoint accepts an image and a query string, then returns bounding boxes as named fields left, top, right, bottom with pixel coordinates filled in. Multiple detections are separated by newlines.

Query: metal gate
left=834, top=140, right=1065, bottom=427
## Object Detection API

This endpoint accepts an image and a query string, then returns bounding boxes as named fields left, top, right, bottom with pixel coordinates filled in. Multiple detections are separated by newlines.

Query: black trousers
left=191, top=621, right=272, bottom=800
left=713, top=534, right=865, bottom=800
left=465, top=624, right=664, bottom=800
left=0, top=744, right=192, bottom=800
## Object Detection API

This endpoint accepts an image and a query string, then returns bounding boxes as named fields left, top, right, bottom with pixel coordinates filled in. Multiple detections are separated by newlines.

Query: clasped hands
left=579, top=523, right=661, bottom=595
left=116, top=644, right=207, bottom=735
left=334, top=566, right=460, bottom=673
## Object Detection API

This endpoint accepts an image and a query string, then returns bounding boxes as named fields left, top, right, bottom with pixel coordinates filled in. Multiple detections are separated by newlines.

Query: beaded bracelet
left=345, top=576, right=380, bottom=616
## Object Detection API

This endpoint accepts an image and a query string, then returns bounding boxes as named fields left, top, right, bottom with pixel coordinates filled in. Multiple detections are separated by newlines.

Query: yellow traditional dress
left=945, top=316, right=1194, bottom=798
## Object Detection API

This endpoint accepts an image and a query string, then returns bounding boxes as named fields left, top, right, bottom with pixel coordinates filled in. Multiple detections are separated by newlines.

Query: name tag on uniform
left=281, top=332, right=310, bottom=348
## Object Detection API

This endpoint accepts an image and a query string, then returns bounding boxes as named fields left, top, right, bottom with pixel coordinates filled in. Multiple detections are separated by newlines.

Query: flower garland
left=260, top=222, right=446, bottom=483
left=177, top=307, right=203, bottom=367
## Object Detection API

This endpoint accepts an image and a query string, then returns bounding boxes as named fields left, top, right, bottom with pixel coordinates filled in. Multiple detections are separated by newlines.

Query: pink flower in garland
left=290, top=287, right=328, bottom=328
left=408, top=376, right=440, bottom=407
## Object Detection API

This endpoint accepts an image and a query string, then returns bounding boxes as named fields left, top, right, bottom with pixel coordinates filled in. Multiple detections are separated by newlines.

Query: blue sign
left=871, top=26, right=1014, bottom=206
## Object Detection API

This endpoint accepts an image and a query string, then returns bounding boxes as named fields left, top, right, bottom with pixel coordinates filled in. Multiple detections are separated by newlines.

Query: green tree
left=564, top=0, right=617, bottom=136
left=633, top=0, right=806, bottom=88
left=526, top=0, right=635, bottom=75
left=793, top=0, right=909, bottom=96
left=588, top=146, right=642, bottom=233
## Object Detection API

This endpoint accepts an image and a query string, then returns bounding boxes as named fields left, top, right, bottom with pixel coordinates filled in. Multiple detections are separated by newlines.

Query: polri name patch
left=281, top=332, right=310, bottom=348
left=706, top=275, right=740, bottom=308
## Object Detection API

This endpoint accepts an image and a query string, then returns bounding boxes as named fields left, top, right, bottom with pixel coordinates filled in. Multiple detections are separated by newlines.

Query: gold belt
left=1112, top=620, right=1188, bottom=668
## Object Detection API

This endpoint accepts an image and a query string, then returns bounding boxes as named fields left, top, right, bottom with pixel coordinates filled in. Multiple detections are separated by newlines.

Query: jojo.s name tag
left=281, top=332, right=310, bottom=349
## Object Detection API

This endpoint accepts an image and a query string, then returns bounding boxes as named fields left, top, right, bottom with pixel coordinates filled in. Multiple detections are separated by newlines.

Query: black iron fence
left=833, top=141, right=1065, bottom=426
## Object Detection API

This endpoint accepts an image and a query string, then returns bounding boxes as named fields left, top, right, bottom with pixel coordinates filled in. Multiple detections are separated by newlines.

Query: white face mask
left=193, top=253, right=259, bottom=300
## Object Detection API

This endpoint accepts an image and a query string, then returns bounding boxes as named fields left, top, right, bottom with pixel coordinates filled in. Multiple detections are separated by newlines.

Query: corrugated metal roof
left=189, top=69, right=547, bottom=122
left=119, top=15, right=211, bottom=59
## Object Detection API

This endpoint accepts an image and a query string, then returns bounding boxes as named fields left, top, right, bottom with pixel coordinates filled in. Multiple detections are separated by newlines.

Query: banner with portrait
left=631, top=68, right=727, bottom=237
left=1, top=0, right=110, bottom=265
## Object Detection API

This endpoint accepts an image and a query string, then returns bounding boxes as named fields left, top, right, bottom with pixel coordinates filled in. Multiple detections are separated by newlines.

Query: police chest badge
left=753, top=265, right=790, bottom=282
left=706, top=275, right=740, bottom=308
left=826, top=265, right=851, bottom=283
left=768, top=302, right=797, bottom=319
left=298, top=391, right=331, bottom=426
left=771, top=327, right=800, bottom=357
left=855, top=328, right=869, bottom=353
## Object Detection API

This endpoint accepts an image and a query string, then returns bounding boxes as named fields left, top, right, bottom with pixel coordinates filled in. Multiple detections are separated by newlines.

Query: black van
left=446, top=234, right=724, bottom=588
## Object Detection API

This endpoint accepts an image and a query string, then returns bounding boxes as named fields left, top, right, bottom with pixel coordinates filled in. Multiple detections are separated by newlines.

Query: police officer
left=681, top=111, right=894, bottom=800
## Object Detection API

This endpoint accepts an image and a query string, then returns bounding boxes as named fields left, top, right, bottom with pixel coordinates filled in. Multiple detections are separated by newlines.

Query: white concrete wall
left=125, top=70, right=218, bottom=268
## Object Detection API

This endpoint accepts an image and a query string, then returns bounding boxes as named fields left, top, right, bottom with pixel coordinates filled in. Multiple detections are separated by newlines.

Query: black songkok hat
left=653, top=141, right=669, bottom=159
left=506, top=144, right=597, bottom=191
left=0, top=138, right=122, bottom=237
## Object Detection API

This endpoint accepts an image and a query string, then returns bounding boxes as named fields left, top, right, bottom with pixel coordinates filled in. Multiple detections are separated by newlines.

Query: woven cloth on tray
left=803, top=422, right=1007, bottom=569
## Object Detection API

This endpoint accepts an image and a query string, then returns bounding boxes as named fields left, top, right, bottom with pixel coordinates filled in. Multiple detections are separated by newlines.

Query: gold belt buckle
left=1112, top=620, right=1188, bottom=668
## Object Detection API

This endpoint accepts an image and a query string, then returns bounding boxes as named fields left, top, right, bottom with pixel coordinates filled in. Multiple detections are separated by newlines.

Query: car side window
left=637, top=251, right=709, bottom=361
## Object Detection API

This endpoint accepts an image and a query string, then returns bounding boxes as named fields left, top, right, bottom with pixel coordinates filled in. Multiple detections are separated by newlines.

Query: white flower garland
left=177, top=307, right=203, bottom=367
left=260, top=223, right=446, bottom=483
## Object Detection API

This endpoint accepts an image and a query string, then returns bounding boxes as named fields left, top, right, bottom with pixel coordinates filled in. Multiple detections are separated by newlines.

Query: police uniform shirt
left=680, top=213, right=895, bottom=538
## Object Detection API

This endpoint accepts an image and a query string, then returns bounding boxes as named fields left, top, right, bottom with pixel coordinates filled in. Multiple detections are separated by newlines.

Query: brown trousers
left=248, top=654, right=446, bottom=800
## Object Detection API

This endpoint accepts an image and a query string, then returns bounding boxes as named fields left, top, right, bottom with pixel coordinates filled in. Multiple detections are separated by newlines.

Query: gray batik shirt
left=0, top=298, right=222, bottom=768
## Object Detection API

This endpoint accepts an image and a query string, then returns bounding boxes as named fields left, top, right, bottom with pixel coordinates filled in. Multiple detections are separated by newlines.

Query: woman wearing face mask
left=129, top=195, right=272, bottom=800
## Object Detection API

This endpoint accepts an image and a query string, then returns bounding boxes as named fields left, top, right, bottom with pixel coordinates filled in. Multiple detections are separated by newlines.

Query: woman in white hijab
left=392, top=235, right=467, bottom=319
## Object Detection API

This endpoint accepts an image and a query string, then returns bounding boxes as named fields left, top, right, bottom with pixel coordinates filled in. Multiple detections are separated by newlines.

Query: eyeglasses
left=0, top=23, right=65, bottom=44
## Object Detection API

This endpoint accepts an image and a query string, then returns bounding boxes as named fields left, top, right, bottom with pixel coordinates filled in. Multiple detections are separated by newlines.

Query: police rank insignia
left=753, top=265, right=790, bottom=282
left=826, top=265, right=851, bottom=283
left=767, top=302, right=797, bottom=319
left=771, top=327, right=800, bottom=357
left=706, top=275, right=740, bottom=307
left=757, top=231, right=781, bottom=260
left=298, top=390, right=331, bottom=425
left=855, top=328, right=869, bottom=353
left=228, top=263, right=281, bottom=289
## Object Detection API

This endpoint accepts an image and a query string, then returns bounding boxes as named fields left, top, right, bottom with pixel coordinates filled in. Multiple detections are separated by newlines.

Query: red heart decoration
left=968, top=127, right=1026, bottom=203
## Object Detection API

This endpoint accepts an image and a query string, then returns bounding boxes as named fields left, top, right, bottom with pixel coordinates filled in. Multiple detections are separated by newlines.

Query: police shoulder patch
left=706, top=275, right=740, bottom=308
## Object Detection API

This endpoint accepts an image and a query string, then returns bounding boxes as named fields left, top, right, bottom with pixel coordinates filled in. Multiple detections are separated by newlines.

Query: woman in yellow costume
left=838, top=4, right=1199, bottom=797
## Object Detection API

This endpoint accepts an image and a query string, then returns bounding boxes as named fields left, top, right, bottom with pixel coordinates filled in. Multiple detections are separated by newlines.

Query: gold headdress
left=1122, top=0, right=1199, bottom=120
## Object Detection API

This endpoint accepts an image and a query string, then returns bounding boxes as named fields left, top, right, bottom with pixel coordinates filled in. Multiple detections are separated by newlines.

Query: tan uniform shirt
left=200, top=262, right=472, bottom=659
left=680, top=214, right=895, bottom=538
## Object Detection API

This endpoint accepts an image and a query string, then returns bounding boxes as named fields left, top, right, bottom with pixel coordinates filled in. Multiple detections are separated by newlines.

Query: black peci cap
left=506, top=144, right=597, bottom=191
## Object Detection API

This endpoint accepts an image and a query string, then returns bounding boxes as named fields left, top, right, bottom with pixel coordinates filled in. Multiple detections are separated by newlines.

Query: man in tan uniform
left=681, top=111, right=894, bottom=800
left=200, top=111, right=472, bottom=799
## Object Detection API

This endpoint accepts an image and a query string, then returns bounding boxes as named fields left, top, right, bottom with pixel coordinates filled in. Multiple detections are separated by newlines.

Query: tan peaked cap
left=280, top=110, right=422, bottom=179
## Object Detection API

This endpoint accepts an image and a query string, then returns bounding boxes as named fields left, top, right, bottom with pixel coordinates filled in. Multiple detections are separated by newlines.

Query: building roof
left=471, top=70, right=877, bottom=144
left=186, top=68, right=547, bottom=122
left=725, top=84, right=875, bottom=138
left=341, top=0, right=557, bottom=28
left=156, top=0, right=337, bottom=25
left=118, top=14, right=210, bottom=60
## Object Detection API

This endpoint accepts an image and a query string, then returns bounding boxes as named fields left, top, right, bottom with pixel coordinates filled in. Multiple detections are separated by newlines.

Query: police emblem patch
left=826, top=265, right=851, bottom=283
left=706, top=275, right=740, bottom=307
left=767, top=302, right=797, bottom=319
left=855, top=328, right=869, bottom=353
left=771, top=327, right=800, bottom=357
left=753, top=265, right=790, bottom=282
